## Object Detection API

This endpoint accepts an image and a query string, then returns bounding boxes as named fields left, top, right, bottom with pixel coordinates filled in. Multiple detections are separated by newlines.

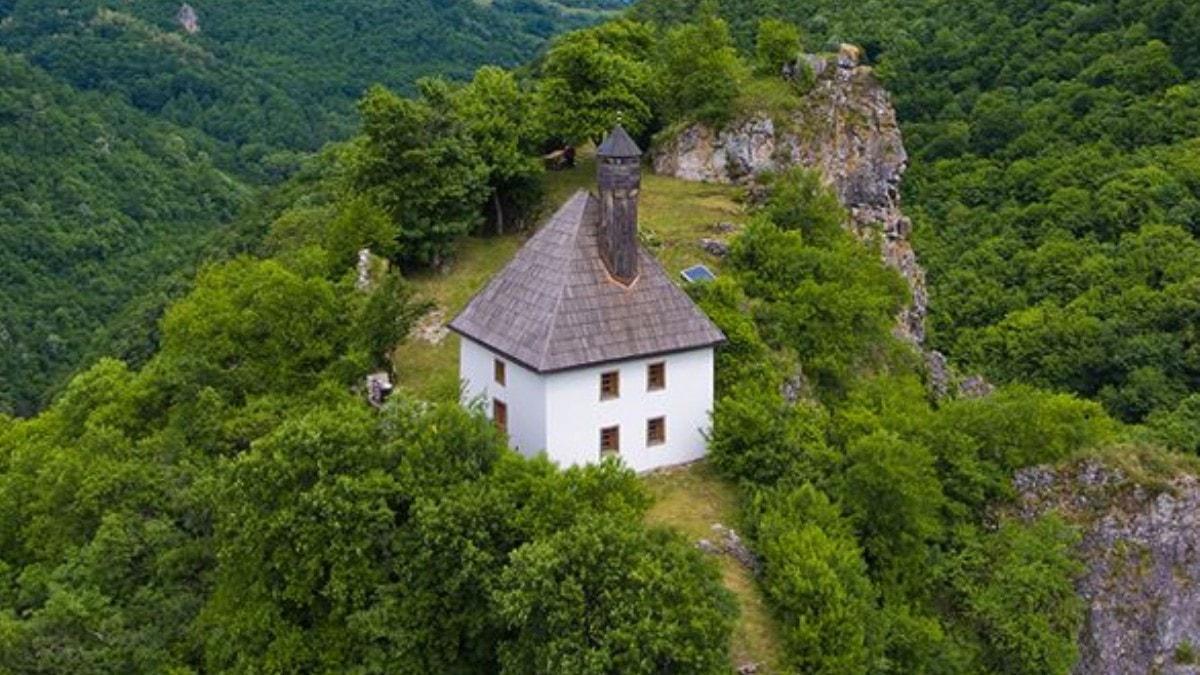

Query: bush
left=655, top=10, right=745, bottom=126
left=709, top=384, right=839, bottom=489
left=755, top=19, right=803, bottom=76
left=754, top=484, right=875, bottom=674
left=495, top=516, right=736, bottom=674
left=948, top=518, right=1084, bottom=675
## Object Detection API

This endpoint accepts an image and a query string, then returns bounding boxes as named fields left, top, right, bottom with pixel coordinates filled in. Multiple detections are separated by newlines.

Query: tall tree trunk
left=493, top=190, right=505, bottom=236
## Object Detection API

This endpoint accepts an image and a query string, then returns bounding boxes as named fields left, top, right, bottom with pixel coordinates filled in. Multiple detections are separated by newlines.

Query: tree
left=156, top=258, right=348, bottom=403
left=1147, top=393, right=1200, bottom=452
left=351, top=81, right=489, bottom=266
left=456, top=67, right=544, bottom=234
left=755, top=19, right=803, bottom=76
left=687, top=277, right=775, bottom=394
left=200, top=404, right=402, bottom=672
left=537, top=20, right=657, bottom=144
left=494, top=515, right=736, bottom=674
left=842, top=430, right=945, bottom=588
left=948, top=518, right=1084, bottom=675
left=709, top=383, right=839, bottom=489
left=391, top=456, right=652, bottom=673
left=655, top=8, right=745, bottom=126
left=728, top=219, right=908, bottom=391
left=351, top=270, right=429, bottom=370
left=762, top=168, right=845, bottom=246
left=754, top=484, right=875, bottom=674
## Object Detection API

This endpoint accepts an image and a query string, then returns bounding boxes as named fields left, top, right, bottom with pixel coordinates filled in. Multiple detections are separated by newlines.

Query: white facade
left=459, top=336, right=714, bottom=473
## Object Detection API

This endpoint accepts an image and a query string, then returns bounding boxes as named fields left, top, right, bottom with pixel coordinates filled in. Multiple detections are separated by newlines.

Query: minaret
left=596, top=125, right=642, bottom=285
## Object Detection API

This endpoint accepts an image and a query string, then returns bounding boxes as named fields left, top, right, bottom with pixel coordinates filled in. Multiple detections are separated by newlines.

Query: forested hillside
left=0, top=51, right=246, bottom=416
left=2, top=0, right=630, bottom=168
left=632, top=0, right=1200, bottom=435
left=0, top=0, right=624, bottom=415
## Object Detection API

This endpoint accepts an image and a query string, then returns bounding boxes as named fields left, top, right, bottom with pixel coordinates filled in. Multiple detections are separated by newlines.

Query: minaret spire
left=596, top=125, right=643, bottom=286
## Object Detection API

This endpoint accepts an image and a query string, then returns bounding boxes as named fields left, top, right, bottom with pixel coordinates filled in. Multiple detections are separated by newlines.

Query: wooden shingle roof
left=448, top=190, right=725, bottom=372
left=596, top=124, right=642, bottom=158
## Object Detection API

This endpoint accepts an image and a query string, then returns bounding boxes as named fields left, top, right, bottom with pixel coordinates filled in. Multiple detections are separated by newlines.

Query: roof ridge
left=538, top=190, right=594, bottom=367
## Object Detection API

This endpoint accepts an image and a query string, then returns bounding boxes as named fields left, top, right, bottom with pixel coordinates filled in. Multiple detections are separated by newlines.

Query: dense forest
left=0, top=0, right=626, bottom=415
left=3, top=0, right=1200, bottom=672
left=633, top=0, right=1200, bottom=434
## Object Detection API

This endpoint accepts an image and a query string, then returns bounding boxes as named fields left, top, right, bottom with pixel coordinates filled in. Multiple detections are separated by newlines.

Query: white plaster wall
left=544, top=348, right=714, bottom=473
left=459, top=338, right=546, bottom=457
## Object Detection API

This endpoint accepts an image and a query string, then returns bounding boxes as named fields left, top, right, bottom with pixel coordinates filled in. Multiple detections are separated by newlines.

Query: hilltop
left=3, top=2, right=1200, bottom=672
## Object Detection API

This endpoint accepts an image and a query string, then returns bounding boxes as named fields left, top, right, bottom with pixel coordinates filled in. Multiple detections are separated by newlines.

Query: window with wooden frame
left=646, top=417, right=666, bottom=446
left=647, top=362, right=665, bottom=391
left=600, top=370, right=620, bottom=400
left=600, top=425, right=620, bottom=457
left=494, top=358, right=506, bottom=386
left=492, top=399, right=508, bottom=433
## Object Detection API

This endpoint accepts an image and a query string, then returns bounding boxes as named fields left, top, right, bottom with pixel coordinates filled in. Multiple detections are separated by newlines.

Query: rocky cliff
left=653, top=45, right=927, bottom=345
left=1016, top=455, right=1200, bottom=674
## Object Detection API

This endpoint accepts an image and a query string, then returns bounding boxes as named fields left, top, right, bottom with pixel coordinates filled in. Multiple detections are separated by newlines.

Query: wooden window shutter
left=600, top=370, right=620, bottom=400
left=647, top=362, right=665, bottom=391
left=647, top=417, right=665, bottom=446
left=493, top=399, right=508, bottom=433
left=600, top=425, right=620, bottom=456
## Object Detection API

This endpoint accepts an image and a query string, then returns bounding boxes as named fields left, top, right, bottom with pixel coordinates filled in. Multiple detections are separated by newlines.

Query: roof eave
left=452, top=328, right=726, bottom=376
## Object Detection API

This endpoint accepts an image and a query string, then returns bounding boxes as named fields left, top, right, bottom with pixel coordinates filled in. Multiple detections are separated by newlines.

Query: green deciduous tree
left=842, top=430, right=945, bottom=587
left=763, top=168, right=845, bottom=246
left=456, top=66, right=545, bottom=233
left=710, top=384, right=838, bottom=489
left=156, top=258, right=348, bottom=403
left=754, top=484, right=875, bottom=675
left=755, top=19, right=803, bottom=76
left=655, top=8, right=745, bottom=126
left=495, top=515, right=737, bottom=675
left=948, top=518, right=1084, bottom=675
left=351, top=81, right=490, bottom=266
left=537, top=19, right=657, bottom=144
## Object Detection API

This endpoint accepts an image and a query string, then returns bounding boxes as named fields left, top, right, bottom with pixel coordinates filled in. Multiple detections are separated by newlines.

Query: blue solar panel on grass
left=680, top=264, right=716, bottom=283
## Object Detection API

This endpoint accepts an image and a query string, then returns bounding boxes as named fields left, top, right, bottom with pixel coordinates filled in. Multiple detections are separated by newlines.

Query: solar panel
left=680, top=264, right=717, bottom=283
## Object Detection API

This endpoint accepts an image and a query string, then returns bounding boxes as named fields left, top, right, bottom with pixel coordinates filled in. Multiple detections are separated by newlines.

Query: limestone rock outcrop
left=653, top=44, right=927, bottom=345
left=176, top=3, right=199, bottom=34
left=1016, top=459, right=1200, bottom=675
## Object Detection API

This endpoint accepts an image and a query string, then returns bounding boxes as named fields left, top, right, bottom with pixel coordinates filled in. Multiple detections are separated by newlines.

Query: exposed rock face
left=176, top=3, right=199, bottom=34
left=411, top=308, right=449, bottom=345
left=1016, top=460, right=1200, bottom=674
left=653, top=44, right=927, bottom=345
left=698, top=523, right=762, bottom=575
left=699, top=237, right=730, bottom=258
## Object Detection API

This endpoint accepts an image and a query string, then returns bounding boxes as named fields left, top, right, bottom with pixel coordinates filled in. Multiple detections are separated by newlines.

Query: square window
left=647, top=362, right=665, bottom=391
left=600, top=370, right=620, bottom=400
left=600, top=425, right=620, bottom=457
left=647, top=417, right=665, bottom=446
left=494, top=359, right=506, bottom=386
left=493, top=399, right=508, bottom=433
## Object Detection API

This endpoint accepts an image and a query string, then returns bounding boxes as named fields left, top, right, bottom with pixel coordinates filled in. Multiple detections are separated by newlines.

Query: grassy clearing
left=643, top=461, right=785, bottom=673
left=391, top=146, right=747, bottom=400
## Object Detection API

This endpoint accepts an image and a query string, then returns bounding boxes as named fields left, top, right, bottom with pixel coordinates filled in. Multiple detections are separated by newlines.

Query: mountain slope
left=1, top=0, right=628, bottom=165
left=0, top=0, right=624, bottom=415
left=0, top=51, right=247, bottom=415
